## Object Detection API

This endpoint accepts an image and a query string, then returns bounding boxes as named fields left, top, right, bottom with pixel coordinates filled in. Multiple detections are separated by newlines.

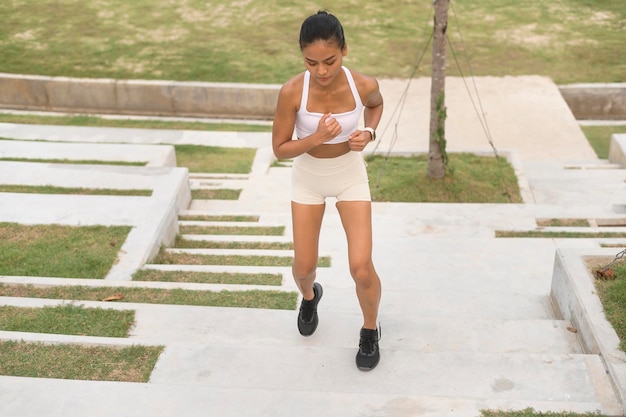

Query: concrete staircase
left=138, top=161, right=623, bottom=416
left=0, top=121, right=625, bottom=416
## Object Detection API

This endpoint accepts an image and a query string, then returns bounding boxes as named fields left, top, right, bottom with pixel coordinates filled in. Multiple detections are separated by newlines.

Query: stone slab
left=0, top=139, right=176, bottom=167
left=551, top=247, right=626, bottom=414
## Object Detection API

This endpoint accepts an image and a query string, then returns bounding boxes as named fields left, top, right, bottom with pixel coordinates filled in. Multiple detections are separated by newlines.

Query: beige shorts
left=291, top=151, right=371, bottom=205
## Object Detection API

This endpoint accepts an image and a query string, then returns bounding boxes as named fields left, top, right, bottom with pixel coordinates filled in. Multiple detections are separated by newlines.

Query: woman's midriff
left=307, top=141, right=351, bottom=158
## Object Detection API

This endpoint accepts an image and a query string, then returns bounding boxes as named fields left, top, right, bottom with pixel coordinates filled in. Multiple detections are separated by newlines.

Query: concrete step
left=523, top=160, right=626, bottom=206
left=0, top=139, right=176, bottom=167
left=0, top=300, right=581, bottom=355
left=150, top=346, right=616, bottom=412
left=1, top=376, right=617, bottom=417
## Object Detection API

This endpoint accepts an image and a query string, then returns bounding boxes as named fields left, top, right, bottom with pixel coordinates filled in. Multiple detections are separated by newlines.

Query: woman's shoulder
left=279, top=72, right=306, bottom=96
left=345, top=67, right=380, bottom=98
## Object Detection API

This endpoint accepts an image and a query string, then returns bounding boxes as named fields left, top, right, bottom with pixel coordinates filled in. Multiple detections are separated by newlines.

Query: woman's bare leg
left=336, top=200, right=381, bottom=329
left=291, top=201, right=326, bottom=300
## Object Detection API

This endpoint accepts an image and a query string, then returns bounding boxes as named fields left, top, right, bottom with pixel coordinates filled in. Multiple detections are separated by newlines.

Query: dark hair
left=299, top=10, right=346, bottom=50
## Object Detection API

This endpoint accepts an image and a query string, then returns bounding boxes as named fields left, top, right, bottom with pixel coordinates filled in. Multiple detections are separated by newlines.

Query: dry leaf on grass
left=595, top=268, right=615, bottom=280
left=102, top=294, right=124, bottom=302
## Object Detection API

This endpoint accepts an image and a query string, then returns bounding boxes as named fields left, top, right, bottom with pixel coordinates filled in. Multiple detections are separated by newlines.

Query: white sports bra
left=295, top=66, right=364, bottom=145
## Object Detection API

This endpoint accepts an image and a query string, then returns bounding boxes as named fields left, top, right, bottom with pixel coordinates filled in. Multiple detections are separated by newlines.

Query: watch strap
left=363, top=127, right=376, bottom=141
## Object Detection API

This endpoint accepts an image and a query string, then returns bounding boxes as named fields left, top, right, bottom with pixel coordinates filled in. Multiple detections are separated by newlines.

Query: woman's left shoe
left=355, top=327, right=380, bottom=371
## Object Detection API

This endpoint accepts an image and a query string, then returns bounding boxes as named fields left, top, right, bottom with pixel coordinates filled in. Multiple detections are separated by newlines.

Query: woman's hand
left=316, top=113, right=342, bottom=144
left=348, top=129, right=373, bottom=151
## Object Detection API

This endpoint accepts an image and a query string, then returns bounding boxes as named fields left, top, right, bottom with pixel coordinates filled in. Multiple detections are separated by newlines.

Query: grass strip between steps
left=179, top=225, right=285, bottom=236
left=174, top=237, right=293, bottom=250
left=153, top=252, right=330, bottom=268
left=480, top=407, right=611, bottom=417
left=133, top=270, right=282, bottom=286
left=0, top=184, right=152, bottom=196
left=191, top=189, right=241, bottom=200
left=178, top=215, right=259, bottom=222
left=535, top=218, right=591, bottom=227
left=0, top=341, right=163, bottom=383
left=0, top=223, right=131, bottom=279
left=496, top=231, right=626, bottom=238
left=0, top=284, right=298, bottom=310
left=0, top=304, right=134, bottom=337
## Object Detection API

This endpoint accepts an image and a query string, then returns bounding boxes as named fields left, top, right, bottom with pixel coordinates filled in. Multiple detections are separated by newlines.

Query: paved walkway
left=0, top=76, right=626, bottom=416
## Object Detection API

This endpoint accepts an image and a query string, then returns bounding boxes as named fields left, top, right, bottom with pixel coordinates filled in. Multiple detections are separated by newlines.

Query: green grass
left=0, top=304, right=134, bottom=337
left=496, top=231, right=626, bottom=238
left=174, top=237, right=293, bottom=250
left=580, top=125, right=626, bottom=159
left=0, top=0, right=623, bottom=84
left=0, top=223, right=131, bottom=279
left=367, top=153, right=522, bottom=203
left=0, top=184, right=152, bottom=196
left=178, top=225, right=285, bottom=236
left=0, top=341, right=163, bottom=382
left=536, top=218, right=591, bottom=227
left=594, top=260, right=626, bottom=352
left=191, top=189, right=241, bottom=200
left=152, top=252, right=330, bottom=268
left=133, top=270, right=283, bottom=286
left=480, top=409, right=609, bottom=417
left=0, top=284, right=297, bottom=310
left=178, top=215, right=259, bottom=222
left=174, top=144, right=256, bottom=174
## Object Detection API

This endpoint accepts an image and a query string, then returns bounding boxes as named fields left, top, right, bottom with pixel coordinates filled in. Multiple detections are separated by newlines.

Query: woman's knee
left=292, top=260, right=317, bottom=280
left=350, top=264, right=377, bottom=288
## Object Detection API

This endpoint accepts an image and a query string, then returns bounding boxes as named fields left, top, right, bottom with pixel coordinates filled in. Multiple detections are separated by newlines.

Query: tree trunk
left=428, top=0, right=449, bottom=179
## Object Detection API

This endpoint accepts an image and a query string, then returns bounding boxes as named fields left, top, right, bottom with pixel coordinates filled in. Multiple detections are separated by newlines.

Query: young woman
left=272, top=10, right=384, bottom=371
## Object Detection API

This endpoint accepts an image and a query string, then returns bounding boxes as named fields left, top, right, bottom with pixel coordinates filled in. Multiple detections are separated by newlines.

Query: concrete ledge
left=550, top=247, right=626, bottom=414
left=0, top=73, right=281, bottom=120
left=2, top=73, right=625, bottom=122
left=0, top=140, right=176, bottom=168
left=559, top=83, right=626, bottom=120
left=609, top=134, right=626, bottom=168
left=0, top=161, right=191, bottom=281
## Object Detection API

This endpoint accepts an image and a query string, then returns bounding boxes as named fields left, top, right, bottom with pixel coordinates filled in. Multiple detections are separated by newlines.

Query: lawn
left=0, top=0, right=623, bottom=84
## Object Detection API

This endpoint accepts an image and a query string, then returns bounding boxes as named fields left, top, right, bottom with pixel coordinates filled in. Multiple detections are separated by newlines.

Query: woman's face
left=301, top=40, right=347, bottom=87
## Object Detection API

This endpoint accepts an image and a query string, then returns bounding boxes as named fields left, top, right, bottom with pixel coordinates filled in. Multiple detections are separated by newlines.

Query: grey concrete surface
left=1, top=72, right=625, bottom=121
left=560, top=83, right=626, bottom=121
left=0, top=72, right=281, bottom=119
left=0, top=76, right=625, bottom=416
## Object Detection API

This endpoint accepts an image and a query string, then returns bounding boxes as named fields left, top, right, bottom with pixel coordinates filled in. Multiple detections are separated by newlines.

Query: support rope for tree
left=372, top=0, right=515, bottom=203
left=371, top=3, right=434, bottom=198
left=447, top=1, right=513, bottom=202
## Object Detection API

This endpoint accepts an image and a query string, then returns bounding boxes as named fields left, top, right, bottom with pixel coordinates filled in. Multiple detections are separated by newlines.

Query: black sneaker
left=355, top=327, right=380, bottom=371
left=297, top=282, right=323, bottom=336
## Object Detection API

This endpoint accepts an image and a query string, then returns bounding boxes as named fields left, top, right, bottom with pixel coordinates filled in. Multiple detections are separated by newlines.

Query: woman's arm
left=348, top=74, right=384, bottom=151
left=363, top=78, right=384, bottom=132
left=272, top=79, right=341, bottom=159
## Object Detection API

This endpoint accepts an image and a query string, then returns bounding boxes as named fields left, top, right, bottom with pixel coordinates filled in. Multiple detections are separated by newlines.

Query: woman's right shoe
left=297, top=282, right=323, bottom=336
